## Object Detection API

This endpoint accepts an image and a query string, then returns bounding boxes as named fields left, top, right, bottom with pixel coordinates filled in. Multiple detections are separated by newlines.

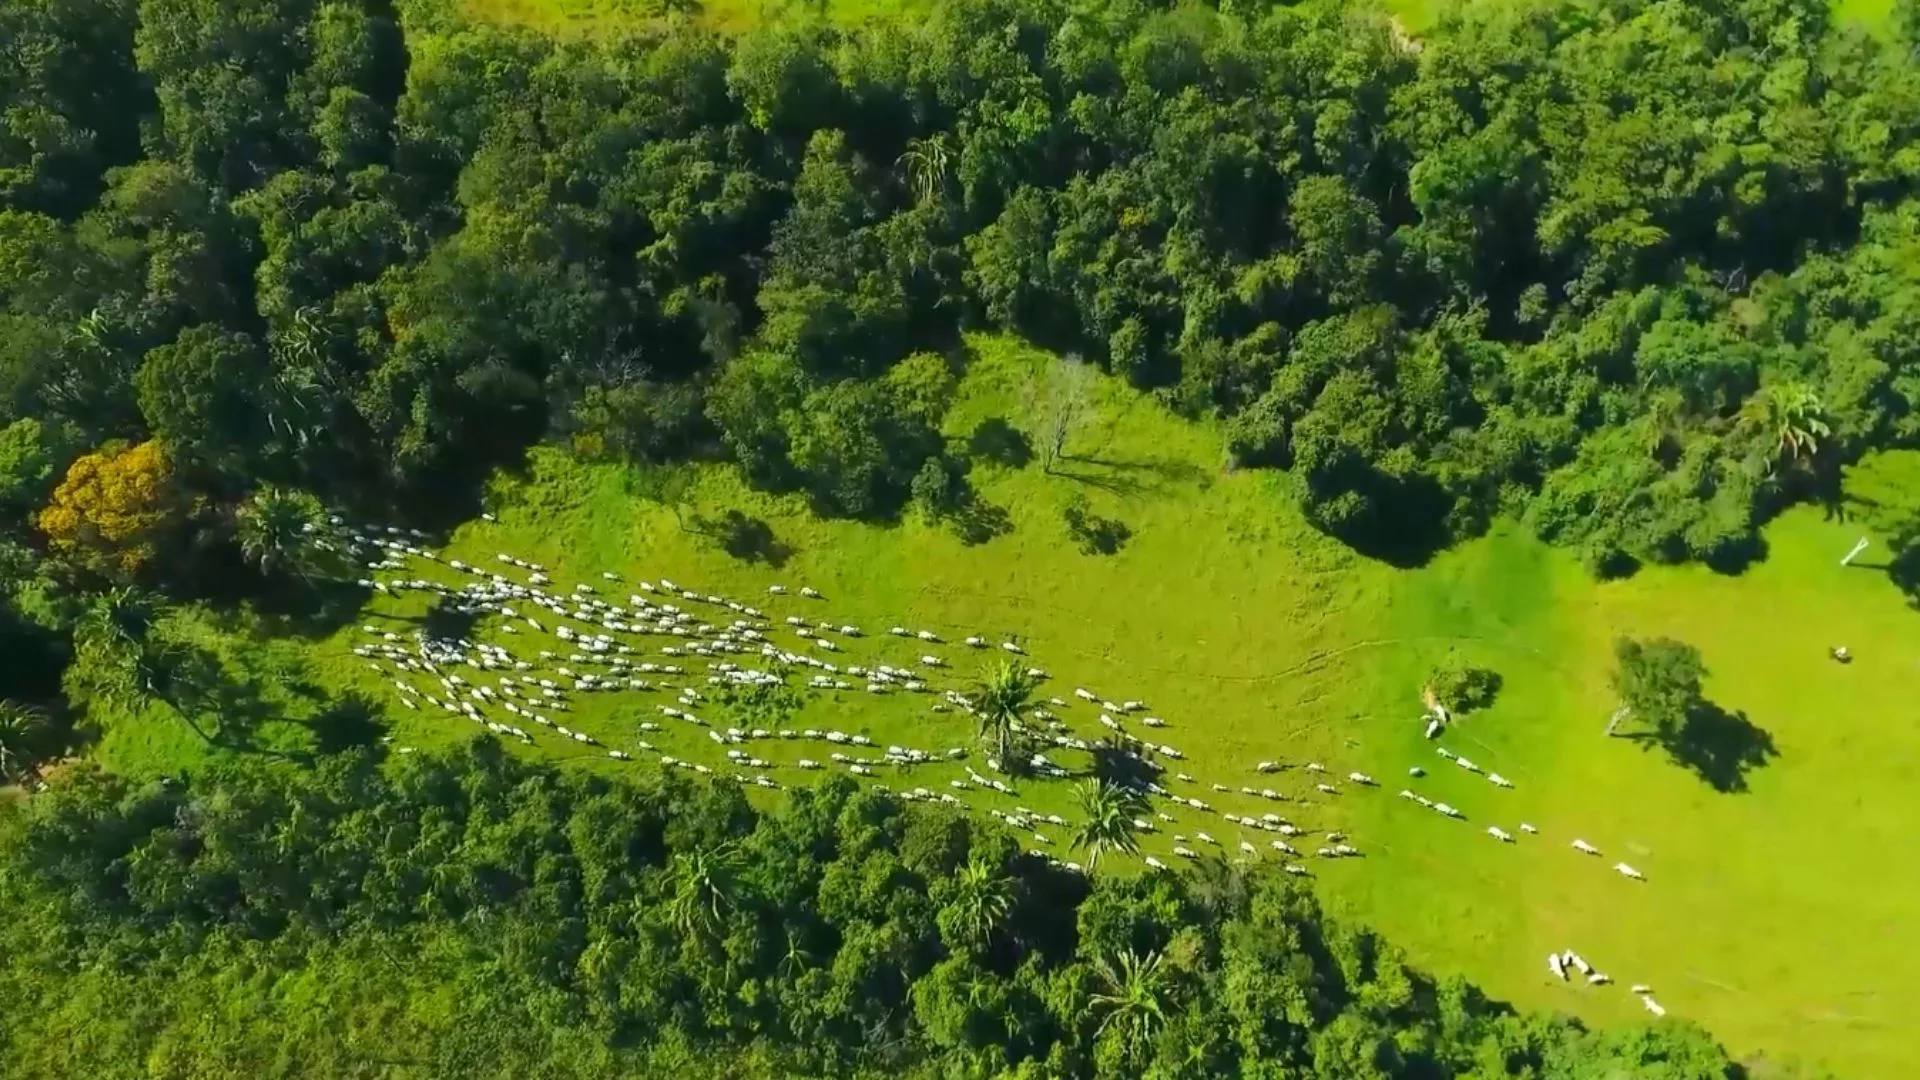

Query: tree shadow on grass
left=1633, top=702, right=1778, bottom=793
left=967, top=417, right=1034, bottom=468
left=1052, top=452, right=1210, bottom=500
left=949, top=497, right=1013, bottom=546
left=1088, top=741, right=1163, bottom=789
left=1062, top=498, right=1131, bottom=555
left=305, top=691, right=389, bottom=755
left=690, top=509, right=795, bottom=568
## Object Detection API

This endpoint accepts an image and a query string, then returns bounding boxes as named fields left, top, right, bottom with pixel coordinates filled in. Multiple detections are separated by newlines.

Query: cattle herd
left=334, top=516, right=1667, bottom=1014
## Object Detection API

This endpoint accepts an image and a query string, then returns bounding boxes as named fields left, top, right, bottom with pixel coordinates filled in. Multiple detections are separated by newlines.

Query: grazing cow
left=1145, top=857, right=1167, bottom=871
left=1488, top=826, right=1513, bottom=843
left=1572, top=839, right=1600, bottom=855
left=1641, top=997, right=1666, bottom=1018
left=1548, top=954, right=1566, bottom=980
left=1614, top=862, right=1645, bottom=881
left=1520, top=823, right=1538, bottom=834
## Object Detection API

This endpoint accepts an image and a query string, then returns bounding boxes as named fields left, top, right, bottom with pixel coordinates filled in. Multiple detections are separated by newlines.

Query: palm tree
left=669, top=843, right=742, bottom=939
left=235, top=486, right=325, bottom=580
left=896, top=135, right=952, bottom=208
left=71, top=587, right=163, bottom=706
left=777, top=925, right=817, bottom=977
left=944, top=854, right=1015, bottom=953
left=1091, top=948, right=1174, bottom=1064
left=1751, top=383, right=1832, bottom=463
left=970, top=659, right=1037, bottom=772
left=0, top=702, right=52, bottom=783
left=1071, top=780, right=1144, bottom=872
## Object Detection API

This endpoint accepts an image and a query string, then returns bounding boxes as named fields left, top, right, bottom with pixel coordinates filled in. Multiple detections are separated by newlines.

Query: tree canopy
left=0, top=0, right=1915, bottom=582
left=0, top=742, right=1751, bottom=1078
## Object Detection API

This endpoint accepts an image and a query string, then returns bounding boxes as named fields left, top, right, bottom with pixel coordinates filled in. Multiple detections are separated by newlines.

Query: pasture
left=98, top=337, right=1920, bottom=1075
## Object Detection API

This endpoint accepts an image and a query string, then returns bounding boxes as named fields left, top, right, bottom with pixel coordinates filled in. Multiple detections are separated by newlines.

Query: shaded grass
left=93, top=335, right=1920, bottom=1077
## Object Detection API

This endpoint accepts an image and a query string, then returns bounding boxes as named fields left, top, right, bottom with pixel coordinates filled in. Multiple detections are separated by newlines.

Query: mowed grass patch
left=100, top=334, right=1920, bottom=1075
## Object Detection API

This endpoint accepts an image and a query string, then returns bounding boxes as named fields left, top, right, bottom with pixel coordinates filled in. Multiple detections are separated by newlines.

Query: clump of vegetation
left=1428, top=658, right=1503, bottom=715
left=1609, top=637, right=1706, bottom=738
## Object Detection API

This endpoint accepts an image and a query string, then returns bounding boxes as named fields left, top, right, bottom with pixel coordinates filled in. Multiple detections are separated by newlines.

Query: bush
left=1429, top=658, right=1502, bottom=715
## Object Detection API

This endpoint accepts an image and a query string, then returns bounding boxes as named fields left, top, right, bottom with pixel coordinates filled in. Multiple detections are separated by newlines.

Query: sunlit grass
left=99, top=335, right=1920, bottom=1076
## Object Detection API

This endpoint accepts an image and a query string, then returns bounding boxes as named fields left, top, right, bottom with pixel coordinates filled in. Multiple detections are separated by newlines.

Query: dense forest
left=5, top=0, right=1920, bottom=590
left=0, top=742, right=1756, bottom=1077
left=0, top=0, right=1916, bottom=1069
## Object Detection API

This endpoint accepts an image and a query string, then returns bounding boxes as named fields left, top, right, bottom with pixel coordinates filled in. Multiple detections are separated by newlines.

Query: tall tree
left=1070, top=779, right=1144, bottom=873
left=234, top=486, right=326, bottom=580
left=969, top=659, right=1036, bottom=771
left=938, top=854, right=1014, bottom=955
left=1609, top=636, right=1706, bottom=739
left=1091, top=948, right=1174, bottom=1066
left=668, top=842, right=742, bottom=940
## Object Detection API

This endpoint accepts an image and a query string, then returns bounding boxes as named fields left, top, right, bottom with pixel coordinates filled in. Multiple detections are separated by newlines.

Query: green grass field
left=96, top=335, right=1920, bottom=1075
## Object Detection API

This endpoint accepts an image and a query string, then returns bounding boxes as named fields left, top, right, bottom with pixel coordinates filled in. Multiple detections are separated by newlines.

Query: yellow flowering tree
left=36, top=440, right=181, bottom=579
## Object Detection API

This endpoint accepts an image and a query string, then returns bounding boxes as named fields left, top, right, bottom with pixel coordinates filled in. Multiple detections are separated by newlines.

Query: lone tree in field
left=1427, top=656, right=1502, bottom=716
left=1609, top=636, right=1706, bottom=738
left=970, top=659, right=1037, bottom=772
left=1028, top=356, right=1095, bottom=472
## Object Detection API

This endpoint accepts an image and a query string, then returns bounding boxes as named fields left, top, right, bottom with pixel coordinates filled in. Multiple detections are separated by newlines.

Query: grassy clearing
left=98, top=336, right=1920, bottom=1075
